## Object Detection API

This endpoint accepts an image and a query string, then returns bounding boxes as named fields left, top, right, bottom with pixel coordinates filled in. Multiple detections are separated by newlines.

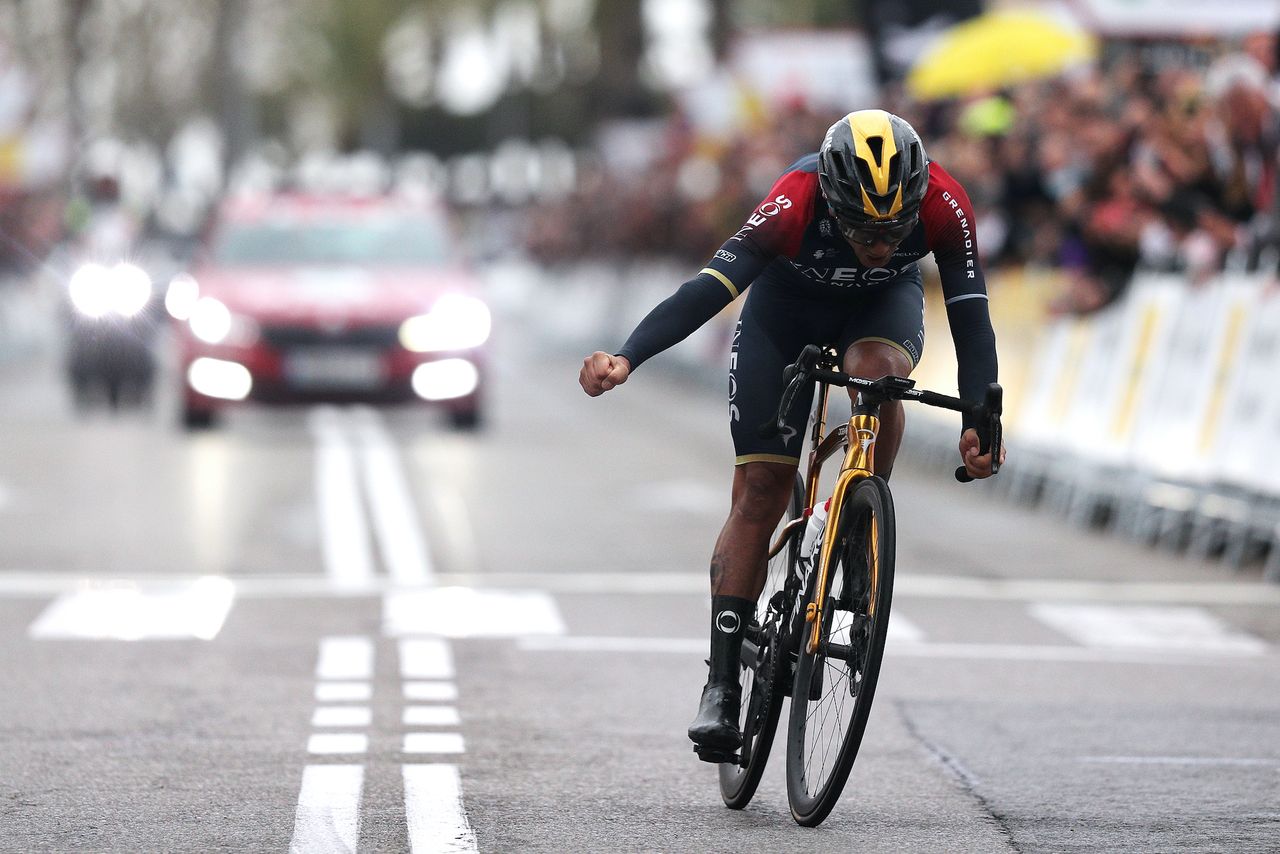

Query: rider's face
left=850, top=236, right=901, bottom=268
left=835, top=214, right=916, bottom=268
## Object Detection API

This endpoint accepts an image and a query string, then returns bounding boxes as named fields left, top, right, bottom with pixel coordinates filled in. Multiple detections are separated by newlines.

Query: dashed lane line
left=292, top=637, right=375, bottom=852
left=354, top=407, right=433, bottom=585
left=310, top=408, right=376, bottom=589
left=289, top=765, right=364, bottom=854
left=316, top=636, right=375, bottom=680
left=403, top=765, right=478, bottom=854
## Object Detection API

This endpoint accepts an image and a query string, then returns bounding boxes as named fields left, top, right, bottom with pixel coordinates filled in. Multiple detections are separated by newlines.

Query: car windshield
left=212, top=215, right=451, bottom=266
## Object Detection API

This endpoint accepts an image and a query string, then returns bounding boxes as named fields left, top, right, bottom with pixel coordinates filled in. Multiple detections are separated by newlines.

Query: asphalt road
left=1, top=299, right=1278, bottom=853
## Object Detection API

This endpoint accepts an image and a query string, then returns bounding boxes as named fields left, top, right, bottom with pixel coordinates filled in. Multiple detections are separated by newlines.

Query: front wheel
left=719, top=471, right=804, bottom=809
left=786, top=475, right=895, bottom=826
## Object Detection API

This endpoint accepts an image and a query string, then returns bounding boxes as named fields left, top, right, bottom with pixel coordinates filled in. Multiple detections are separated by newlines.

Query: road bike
left=717, top=344, right=1002, bottom=826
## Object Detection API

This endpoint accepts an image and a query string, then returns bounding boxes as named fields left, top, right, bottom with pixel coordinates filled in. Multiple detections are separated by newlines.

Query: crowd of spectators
left=525, top=32, right=1279, bottom=315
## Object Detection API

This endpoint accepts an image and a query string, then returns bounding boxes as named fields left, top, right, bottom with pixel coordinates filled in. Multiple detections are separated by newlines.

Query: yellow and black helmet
left=818, top=110, right=929, bottom=227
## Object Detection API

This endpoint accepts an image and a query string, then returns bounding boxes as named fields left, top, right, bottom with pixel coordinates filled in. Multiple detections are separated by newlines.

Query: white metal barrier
left=1006, top=272, right=1280, bottom=578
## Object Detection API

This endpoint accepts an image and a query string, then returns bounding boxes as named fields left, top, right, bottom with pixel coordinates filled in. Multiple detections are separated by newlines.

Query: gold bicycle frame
left=758, top=366, right=884, bottom=654
left=803, top=384, right=880, bottom=654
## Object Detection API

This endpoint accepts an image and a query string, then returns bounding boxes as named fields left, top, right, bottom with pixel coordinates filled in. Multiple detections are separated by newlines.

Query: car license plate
left=285, top=348, right=384, bottom=390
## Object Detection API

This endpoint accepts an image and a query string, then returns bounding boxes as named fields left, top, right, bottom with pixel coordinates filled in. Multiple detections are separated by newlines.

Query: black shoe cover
left=687, top=680, right=742, bottom=750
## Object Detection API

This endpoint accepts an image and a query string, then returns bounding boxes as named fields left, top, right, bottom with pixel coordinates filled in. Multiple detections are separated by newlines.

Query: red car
left=170, top=193, right=490, bottom=430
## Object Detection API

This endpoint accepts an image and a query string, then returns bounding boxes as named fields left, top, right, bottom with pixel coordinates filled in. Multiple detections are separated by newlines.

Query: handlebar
left=756, top=346, right=1003, bottom=484
left=954, top=383, right=1003, bottom=483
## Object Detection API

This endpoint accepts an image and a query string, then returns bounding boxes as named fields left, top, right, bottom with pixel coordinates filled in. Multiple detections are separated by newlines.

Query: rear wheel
left=719, top=471, right=804, bottom=809
left=786, top=475, right=895, bottom=826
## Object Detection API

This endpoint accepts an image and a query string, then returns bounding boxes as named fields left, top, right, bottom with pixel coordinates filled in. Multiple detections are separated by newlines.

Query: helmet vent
left=866, top=135, right=884, bottom=166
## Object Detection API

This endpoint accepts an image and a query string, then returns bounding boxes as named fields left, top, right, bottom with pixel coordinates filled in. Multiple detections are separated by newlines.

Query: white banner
left=1073, top=0, right=1280, bottom=36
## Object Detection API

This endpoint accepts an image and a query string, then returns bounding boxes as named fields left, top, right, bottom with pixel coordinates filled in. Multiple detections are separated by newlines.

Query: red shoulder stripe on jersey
left=920, top=161, right=980, bottom=280
left=728, top=169, right=818, bottom=259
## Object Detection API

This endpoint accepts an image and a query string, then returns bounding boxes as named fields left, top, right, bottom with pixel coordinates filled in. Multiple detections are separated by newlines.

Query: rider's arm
left=616, top=165, right=814, bottom=370
left=616, top=238, right=773, bottom=370
left=941, top=289, right=997, bottom=428
left=922, top=164, right=998, bottom=428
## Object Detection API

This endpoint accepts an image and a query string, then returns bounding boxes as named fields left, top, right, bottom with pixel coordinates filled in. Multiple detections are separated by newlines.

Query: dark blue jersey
left=617, top=155, right=997, bottom=409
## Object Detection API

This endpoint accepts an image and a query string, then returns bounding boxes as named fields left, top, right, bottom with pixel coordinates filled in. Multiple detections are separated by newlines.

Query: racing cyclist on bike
left=579, top=110, right=1005, bottom=761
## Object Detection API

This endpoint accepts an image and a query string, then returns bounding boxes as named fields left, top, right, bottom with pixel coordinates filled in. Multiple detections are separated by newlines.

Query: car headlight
left=398, top=295, right=492, bottom=353
left=109, top=263, right=152, bottom=317
left=69, top=263, right=112, bottom=318
left=189, top=297, right=232, bottom=344
left=165, top=274, right=200, bottom=320
left=188, top=296, right=258, bottom=347
left=68, top=262, right=152, bottom=319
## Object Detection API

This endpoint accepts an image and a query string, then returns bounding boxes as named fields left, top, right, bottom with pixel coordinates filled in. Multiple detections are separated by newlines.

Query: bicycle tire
left=719, top=471, right=804, bottom=809
left=785, top=475, right=895, bottom=826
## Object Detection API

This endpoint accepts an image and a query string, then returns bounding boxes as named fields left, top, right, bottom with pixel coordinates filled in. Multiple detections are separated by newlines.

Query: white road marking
left=427, top=485, right=482, bottom=576
left=317, top=637, right=375, bottom=680
left=355, top=408, right=433, bottom=585
left=519, top=636, right=705, bottom=654
left=517, top=635, right=1270, bottom=665
left=27, top=577, right=234, bottom=640
left=404, top=733, right=466, bottom=755
left=6, top=570, right=1280, bottom=605
left=384, top=587, right=566, bottom=638
left=404, top=682, right=459, bottom=702
left=897, top=574, right=1280, bottom=605
left=889, top=612, right=926, bottom=643
left=1077, top=756, right=1280, bottom=767
left=400, top=639, right=454, bottom=680
left=628, top=479, right=725, bottom=514
left=884, top=642, right=1259, bottom=665
left=289, top=765, right=364, bottom=854
left=402, top=765, right=478, bottom=853
left=315, top=682, right=372, bottom=702
left=1029, top=603, right=1267, bottom=655
left=404, top=706, right=462, bottom=727
left=310, top=409, right=375, bottom=588
left=307, top=733, right=369, bottom=755
left=312, top=707, right=373, bottom=728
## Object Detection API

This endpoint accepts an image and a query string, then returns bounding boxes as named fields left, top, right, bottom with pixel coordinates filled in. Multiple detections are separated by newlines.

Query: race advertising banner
left=1073, top=0, right=1280, bottom=35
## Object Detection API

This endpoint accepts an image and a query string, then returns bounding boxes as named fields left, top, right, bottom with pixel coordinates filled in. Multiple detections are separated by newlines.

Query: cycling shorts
left=728, top=266, right=925, bottom=466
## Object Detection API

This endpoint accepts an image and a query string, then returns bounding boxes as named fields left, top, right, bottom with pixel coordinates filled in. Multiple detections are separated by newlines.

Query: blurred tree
left=299, top=0, right=419, bottom=153
left=589, top=0, right=660, bottom=119
left=212, top=0, right=255, bottom=171
left=64, top=0, right=91, bottom=174
left=708, top=0, right=732, bottom=62
left=736, top=0, right=858, bottom=27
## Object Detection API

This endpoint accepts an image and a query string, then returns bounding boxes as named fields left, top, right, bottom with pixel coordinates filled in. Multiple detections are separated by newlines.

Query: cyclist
left=579, top=110, right=1005, bottom=760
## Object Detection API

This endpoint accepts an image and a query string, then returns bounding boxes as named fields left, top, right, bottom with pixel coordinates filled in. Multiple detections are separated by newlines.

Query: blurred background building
left=1, top=0, right=1279, bottom=567
left=0, top=0, right=1273, bottom=300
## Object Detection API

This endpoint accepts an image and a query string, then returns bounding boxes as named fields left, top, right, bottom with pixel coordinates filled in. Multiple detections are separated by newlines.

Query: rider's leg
left=842, top=340, right=914, bottom=480
left=689, top=460, right=797, bottom=753
left=710, top=460, right=798, bottom=598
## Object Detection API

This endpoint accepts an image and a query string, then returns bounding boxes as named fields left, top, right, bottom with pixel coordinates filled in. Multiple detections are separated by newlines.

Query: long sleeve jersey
left=617, top=155, right=998, bottom=409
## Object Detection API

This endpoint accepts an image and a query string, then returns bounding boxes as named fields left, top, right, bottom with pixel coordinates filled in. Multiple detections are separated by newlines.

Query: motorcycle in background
left=59, top=179, right=163, bottom=411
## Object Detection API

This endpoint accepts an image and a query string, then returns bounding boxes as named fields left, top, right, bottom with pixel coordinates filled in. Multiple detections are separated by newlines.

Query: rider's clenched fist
left=580, top=352, right=631, bottom=397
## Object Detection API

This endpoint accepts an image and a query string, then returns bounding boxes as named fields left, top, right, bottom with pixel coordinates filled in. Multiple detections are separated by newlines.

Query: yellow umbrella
left=906, top=10, right=1098, bottom=101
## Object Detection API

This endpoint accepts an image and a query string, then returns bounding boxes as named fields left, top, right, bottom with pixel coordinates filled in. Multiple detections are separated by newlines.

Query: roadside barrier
left=944, top=271, right=1280, bottom=581
left=513, top=259, right=1280, bottom=580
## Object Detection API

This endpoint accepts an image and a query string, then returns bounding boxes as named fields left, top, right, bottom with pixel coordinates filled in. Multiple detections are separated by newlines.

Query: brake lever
left=954, top=384, right=1003, bottom=484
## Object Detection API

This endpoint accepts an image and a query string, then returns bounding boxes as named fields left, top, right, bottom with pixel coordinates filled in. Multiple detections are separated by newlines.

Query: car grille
left=260, top=324, right=400, bottom=349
